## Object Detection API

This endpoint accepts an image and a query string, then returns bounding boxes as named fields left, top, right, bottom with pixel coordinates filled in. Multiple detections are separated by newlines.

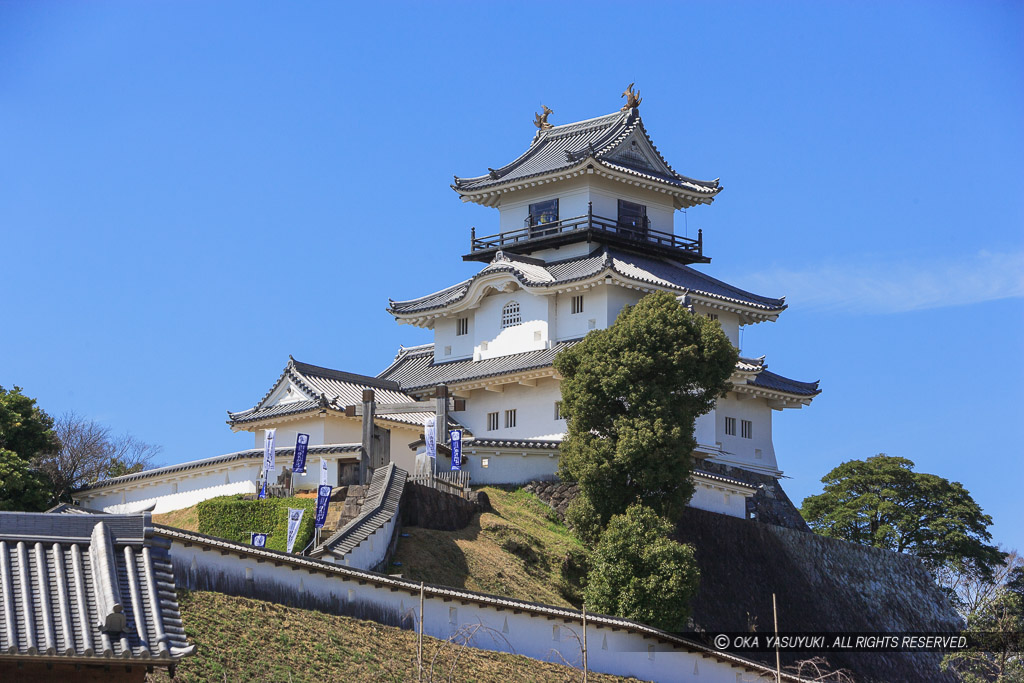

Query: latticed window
left=505, top=409, right=517, bottom=429
left=456, top=317, right=469, bottom=336
left=725, top=416, right=736, bottom=436
left=501, top=301, right=521, bottom=328
left=487, top=412, right=499, bottom=431
left=571, top=295, right=584, bottom=314
left=741, top=419, right=753, bottom=439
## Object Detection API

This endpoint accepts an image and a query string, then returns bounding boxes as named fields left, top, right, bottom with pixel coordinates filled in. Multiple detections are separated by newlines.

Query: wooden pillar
left=435, top=384, right=449, bottom=447
left=360, top=389, right=375, bottom=485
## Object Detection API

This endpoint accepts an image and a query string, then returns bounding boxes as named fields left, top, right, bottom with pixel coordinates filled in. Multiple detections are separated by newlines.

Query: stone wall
left=401, top=483, right=490, bottom=531
left=674, top=507, right=962, bottom=683
left=692, top=460, right=810, bottom=531
left=521, top=480, right=578, bottom=518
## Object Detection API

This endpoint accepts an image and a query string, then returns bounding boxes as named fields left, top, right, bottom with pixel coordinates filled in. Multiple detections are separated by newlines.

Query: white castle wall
left=495, top=176, right=677, bottom=237
left=164, top=530, right=774, bottom=683
left=457, top=380, right=563, bottom=439
left=713, top=394, right=778, bottom=472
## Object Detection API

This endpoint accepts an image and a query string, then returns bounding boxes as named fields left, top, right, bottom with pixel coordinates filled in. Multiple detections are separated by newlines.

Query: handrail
left=470, top=212, right=702, bottom=256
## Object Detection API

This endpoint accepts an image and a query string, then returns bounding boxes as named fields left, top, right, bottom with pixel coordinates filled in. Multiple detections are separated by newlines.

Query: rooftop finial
left=621, top=83, right=642, bottom=111
left=534, top=105, right=553, bottom=130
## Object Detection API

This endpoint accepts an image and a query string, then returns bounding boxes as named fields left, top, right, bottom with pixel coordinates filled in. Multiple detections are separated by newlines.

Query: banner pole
left=773, top=592, right=781, bottom=683
left=418, top=581, right=424, bottom=682
left=582, top=602, right=588, bottom=682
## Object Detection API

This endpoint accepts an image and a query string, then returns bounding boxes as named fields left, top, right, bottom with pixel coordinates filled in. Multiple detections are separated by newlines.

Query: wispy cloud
left=738, top=250, right=1024, bottom=314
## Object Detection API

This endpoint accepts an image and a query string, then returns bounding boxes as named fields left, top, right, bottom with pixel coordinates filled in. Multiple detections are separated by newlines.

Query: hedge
left=196, top=495, right=317, bottom=554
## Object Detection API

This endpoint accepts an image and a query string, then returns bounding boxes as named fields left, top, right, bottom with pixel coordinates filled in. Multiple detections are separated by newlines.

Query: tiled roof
left=0, top=512, right=194, bottom=663
left=453, top=109, right=720, bottom=198
left=228, top=357, right=416, bottom=426
left=388, top=247, right=785, bottom=317
left=749, top=369, right=821, bottom=397
left=467, top=438, right=563, bottom=450
left=380, top=342, right=819, bottom=401
left=378, top=341, right=580, bottom=392
left=313, top=463, right=407, bottom=559
left=692, top=469, right=758, bottom=492
left=75, top=444, right=362, bottom=493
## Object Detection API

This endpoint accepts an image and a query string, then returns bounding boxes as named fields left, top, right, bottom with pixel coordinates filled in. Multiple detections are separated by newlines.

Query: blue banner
left=258, top=479, right=267, bottom=499
left=314, top=484, right=332, bottom=529
left=450, top=429, right=463, bottom=471
left=250, top=532, right=267, bottom=548
left=293, top=433, right=309, bottom=474
left=424, top=416, right=436, bottom=459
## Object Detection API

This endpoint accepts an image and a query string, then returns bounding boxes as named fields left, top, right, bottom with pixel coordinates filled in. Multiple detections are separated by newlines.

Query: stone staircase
left=319, top=485, right=370, bottom=535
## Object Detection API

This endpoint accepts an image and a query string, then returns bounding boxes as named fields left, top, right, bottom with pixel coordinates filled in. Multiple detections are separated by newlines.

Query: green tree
left=801, top=454, right=1005, bottom=579
left=0, top=385, right=59, bottom=462
left=0, top=449, right=52, bottom=511
left=0, top=386, right=58, bottom=511
left=583, top=504, right=700, bottom=631
left=555, top=290, right=737, bottom=536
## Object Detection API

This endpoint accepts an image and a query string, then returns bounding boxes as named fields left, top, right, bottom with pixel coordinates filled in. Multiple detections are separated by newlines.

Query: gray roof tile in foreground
left=0, top=512, right=194, bottom=663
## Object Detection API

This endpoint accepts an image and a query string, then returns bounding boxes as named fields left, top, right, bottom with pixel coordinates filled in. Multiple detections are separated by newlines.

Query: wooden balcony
left=464, top=207, right=708, bottom=264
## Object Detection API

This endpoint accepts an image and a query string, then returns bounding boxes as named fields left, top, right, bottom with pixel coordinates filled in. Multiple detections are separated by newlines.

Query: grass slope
left=393, top=488, right=586, bottom=608
left=153, top=506, right=200, bottom=532
left=149, top=591, right=635, bottom=682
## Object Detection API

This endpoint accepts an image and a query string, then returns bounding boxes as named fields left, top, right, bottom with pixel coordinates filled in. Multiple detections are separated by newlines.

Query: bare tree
left=35, top=411, right=162, bottom=503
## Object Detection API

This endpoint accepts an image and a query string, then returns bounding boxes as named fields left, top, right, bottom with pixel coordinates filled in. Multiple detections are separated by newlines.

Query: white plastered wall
left=456, top=380, right=564, bottom=440
left=495, top=175, right=676, bottom=237
left=168, top=535, right=773, bottom=682
left=688, top=480, right=751, bottom=518
left=474, top=289, right=550, bottom=359
left=713, top=394, right=777, bottom=472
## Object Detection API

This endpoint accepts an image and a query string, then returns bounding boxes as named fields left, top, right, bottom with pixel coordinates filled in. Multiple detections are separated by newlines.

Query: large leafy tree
left=554, top=290, right=738, bottom=535
left=0, top=385, right=59, bottom=511
left=0, top=385, right=59, bottom=462
left=584, top=504, right=700, bottom=631
left=801, top=454, right=1005, bottom=579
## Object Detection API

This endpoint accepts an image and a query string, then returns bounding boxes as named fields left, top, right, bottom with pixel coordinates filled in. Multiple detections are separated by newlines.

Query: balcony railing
left=468, top=203, right=704, bottom=262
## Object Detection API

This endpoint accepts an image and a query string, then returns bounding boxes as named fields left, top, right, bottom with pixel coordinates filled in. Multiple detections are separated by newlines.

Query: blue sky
left=2, top=2, right=1021, bottom=550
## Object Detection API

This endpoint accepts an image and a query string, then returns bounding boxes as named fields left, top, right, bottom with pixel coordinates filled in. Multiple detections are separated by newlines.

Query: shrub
left=196, top=495, right=317, bottom=553
left=584, top=504, right=699, bottom=632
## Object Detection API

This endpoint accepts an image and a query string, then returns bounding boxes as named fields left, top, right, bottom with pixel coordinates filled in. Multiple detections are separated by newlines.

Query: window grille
left=741, top=420, right=753, bottom=439
left=725, top=417, right=736, bottom=436
left=487, top=412, right=499, bottom=431
left=456, top=317, right=469, bottom=336
left=706, top=313, right=719, bottom=321
left=505, top=409, right=517, bottom=429
left=571, top=295, right=584, bottom=314
left=501, top=301, right=521, bottom=328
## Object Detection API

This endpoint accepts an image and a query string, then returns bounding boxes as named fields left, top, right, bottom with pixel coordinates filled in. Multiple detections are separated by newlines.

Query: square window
left=456, top=317, right=469, bottom=336
left=571, top=295, right=584, bottom=314
left=528, top=198, right=559, bottom=227
left=487, top=412, right=499, bottom=431
left=725, top=417, right=736, bottom=436
left=481, top=457, right=489, bottom=469
left=741, top=419, right=753, bottom=439
left=504, top=409, right=517, bottom=429
left=554, top=401, right=563, bottom=420
left=617, top=199, right=647, bottom=233
left=706, top=313, right=719, bottom=321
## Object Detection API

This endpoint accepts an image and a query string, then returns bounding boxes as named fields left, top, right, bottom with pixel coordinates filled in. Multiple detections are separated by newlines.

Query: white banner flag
left=262, top=428, right=277, bottom=473
left=424, top=416, right=437, bottom=459
left=320, top=456, right=329, bottom=486
left=286, top=508, right=304, bottom=554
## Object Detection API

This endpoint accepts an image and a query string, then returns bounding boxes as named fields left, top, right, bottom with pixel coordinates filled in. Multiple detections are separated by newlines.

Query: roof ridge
left=290, top=359, right=402, bottom=391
